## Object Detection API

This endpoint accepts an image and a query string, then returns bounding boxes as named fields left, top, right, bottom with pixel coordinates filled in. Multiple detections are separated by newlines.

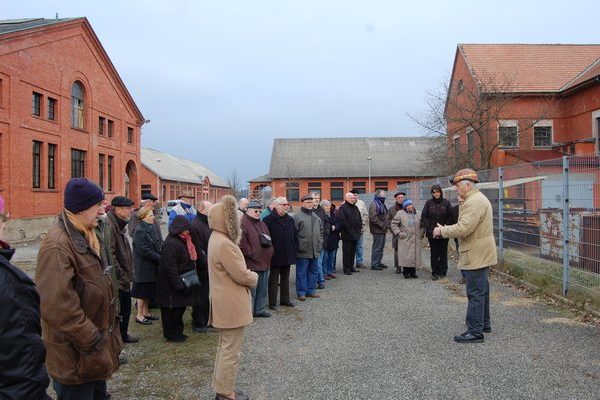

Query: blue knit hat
left=402, top=199, right=413, bottom=208
left=64, top=178, right=105, bottom=214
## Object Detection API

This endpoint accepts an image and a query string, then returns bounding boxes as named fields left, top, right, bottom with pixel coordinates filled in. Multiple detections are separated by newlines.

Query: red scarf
left=178, top=232, right=197, bottom=261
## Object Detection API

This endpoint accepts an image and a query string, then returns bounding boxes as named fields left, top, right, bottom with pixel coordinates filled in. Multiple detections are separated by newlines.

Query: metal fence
left=386, top=154, right=600, bottom=308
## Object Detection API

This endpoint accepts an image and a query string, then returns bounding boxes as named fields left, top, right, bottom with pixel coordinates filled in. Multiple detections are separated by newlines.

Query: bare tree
left=226, top=170, right=243, bottom=199
left=410, top=72, right=557, bottom=171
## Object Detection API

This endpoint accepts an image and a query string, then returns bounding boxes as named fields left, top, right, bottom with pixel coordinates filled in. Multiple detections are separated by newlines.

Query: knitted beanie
left=64, top=178, right=105, bottom=214
left=402, top=199, right=413, bottom=208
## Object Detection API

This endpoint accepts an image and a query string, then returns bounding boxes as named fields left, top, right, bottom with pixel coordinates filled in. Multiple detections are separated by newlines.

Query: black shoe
left=395, top=268, right=403, bottom=274
left=269, top=304, right=278, bottom=310
left=351, top=268, right=360, bottom=273
left=144, top=314, right=160, bottom=321
left=380, top=264, right=389, bottom=269
left=344, top=271, right=353, bottom=275
left=166, top=336, right=187, bottom=343
left=432, top=275, right=439, bottom=281
left=410, top=273, right=418, bottom=279
left=281, top=302, right=295, bottom=307
left=253, top=312, right=271, bottom=318
left=135, top=317, right=152, bottom=325
left=371, top=266, right=383, bottom=271
left=122, top=334, right=139, bottom=343
left=403, top=274, right=411, bottom=279
left=317, top=283, right=326, bottom=289
left=192, top=326, right=209, bottom=333
left=454, top=332, right=484, bottom=343
left=483, top=327, right=492, bottom=334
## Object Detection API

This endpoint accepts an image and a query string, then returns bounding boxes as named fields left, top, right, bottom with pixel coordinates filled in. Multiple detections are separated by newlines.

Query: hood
left=169, top=215, right=191, bottom=236
left=208, top=195, right=241, bottom=244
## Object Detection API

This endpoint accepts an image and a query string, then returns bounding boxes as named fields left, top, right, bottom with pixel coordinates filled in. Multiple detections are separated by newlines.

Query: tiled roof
left=0, top=18, right=80, bottom=36
left=141, top=148, right=229, bottom=188
left=458, top=44, right=600, bottom=93
left=248, top=174, right=270, bottom=183
left=268, top=137, right=436, bottom=179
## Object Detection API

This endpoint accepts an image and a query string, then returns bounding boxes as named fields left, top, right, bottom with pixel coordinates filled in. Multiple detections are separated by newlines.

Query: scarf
left=373, top=196, right=388, bottom=215
left=178, top=231, right=197, bottom=261
left=65, top=209, right=100, bottom=254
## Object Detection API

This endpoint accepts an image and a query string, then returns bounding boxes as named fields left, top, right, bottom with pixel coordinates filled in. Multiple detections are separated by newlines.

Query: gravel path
left=197, top=239, right=600, bottom=400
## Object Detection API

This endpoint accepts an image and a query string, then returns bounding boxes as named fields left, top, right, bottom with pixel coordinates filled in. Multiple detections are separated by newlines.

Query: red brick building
left=249, top=137, right=435, bottom=207
left=141, top=147, right=232, bottom=206
left=447, top=44, right=600, bottom=168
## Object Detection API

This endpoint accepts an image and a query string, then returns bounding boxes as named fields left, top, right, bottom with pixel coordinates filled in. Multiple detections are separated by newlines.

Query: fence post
left=562, top=156, right=570, bottom=296
left=498, top=167, right=504, bottom=267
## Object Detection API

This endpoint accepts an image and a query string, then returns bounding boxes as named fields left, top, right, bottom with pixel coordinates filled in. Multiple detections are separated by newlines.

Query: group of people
left=0, top=166, right=496, bottom=400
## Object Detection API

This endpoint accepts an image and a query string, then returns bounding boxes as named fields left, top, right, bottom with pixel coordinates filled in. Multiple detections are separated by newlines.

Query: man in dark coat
left=292, top=194, right=323, bottom=300
left=190, top=200, right=213, bottom=333
left=311, top=192, right=327, bottom=288
left=263, top=197, right=298, bottom=309
left=106, top=195, right=138, bottom=343
left=387, top=191, right=405, bottom=274
left=336, top=192, right=363, bottom=275
left=0, top=196, right=51, bottom=400
left=368, top=190, right=388, bottom=271
left=421, top=184, right=453, bottom=280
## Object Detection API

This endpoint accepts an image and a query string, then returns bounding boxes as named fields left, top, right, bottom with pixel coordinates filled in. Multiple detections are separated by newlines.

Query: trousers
left=212, top=326, right=245, bottom=394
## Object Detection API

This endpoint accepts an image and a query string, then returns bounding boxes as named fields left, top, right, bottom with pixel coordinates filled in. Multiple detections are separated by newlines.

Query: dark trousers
left=53, top=380, right=109, bottom=400
left=118, top=289, right=131, bottom=340
left=428, top=238, right=449, bottom=277
left=268, top=264, right=291, bottom=306
left=342, top=240, right=358, bottom=273
left=192, top=269, right=210, bottom=329
left=161, top=307, right=186, bottom=340
left=371, top=233, right=386, bottom=268
left=465, top=267, right=491, bottom=336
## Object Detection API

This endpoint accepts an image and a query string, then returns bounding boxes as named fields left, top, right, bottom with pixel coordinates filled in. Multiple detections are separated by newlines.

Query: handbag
left=251, top=221, right=272, bottom=248
left=180, top=269, right=201, bottom=293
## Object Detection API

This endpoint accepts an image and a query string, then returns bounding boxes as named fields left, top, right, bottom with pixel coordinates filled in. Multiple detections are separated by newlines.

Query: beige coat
left=356, top=199, right=368, bottom=233
left=208, top=196, right=258, bottom=329
left=390, top=209, right=424, bottom=268
left=440, top=187, right=497, bottom=270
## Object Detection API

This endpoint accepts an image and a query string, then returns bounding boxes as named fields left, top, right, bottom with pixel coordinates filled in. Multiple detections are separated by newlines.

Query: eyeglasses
left=252, top=209, right=261, bottom=213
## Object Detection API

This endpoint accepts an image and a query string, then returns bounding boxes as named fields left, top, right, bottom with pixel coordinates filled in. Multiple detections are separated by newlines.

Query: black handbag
left=180, top=269, right=201, bottom=293
left=251, top=222, right=272, bottom=248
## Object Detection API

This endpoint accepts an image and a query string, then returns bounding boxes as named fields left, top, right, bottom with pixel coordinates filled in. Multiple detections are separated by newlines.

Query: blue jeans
left=250, top=270, right=270, bottom=315
left=53, top=380, right=109, bottom=400
left=296, top=258, right=318, bottom=296
left=322, top=249, right=337, bottom=276
left=317, top=250, right=326, bottom=284
left=465, top=267, right=490, bottom=336
left=371, top=233, right=386, bottom=268
left=355, top=233, right=364, bottom=265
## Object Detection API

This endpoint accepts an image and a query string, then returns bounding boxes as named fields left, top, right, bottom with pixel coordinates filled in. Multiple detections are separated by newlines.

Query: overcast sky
left=4, top=1, right=600, bottom=184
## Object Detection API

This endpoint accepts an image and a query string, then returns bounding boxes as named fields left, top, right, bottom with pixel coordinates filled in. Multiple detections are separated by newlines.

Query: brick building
left=249, top=137, right=435, bottom=207
left=141, top=147, right=232, bottom=206
left=447, top=44, right=600, bottom=168
left=0, top=17, right=144, bottom=240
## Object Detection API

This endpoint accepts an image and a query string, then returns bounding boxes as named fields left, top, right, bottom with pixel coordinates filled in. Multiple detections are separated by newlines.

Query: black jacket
left=132, top=221, right=162, bottom=283
left=190, top=213, right=211, bottom=270
left=263, top=212, right=298, bottom=266
left=323, top=211, right=340, bottom=250
left=336, top=202, right=363, bottom=241
left=421, top=196, right=453, bottom=238
left=0, top=245, right=51, bottom=400
left=156, top=216, right=198, bottom=308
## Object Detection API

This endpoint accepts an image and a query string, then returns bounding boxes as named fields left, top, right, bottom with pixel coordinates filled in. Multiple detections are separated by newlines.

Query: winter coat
left=263, top=212, right=298, bottom=266
left=156, top=216, right=198, bottom=308
left=132, top=221, right=162, bottom=283
left=105, top=211, right=134, bottom=291
left=421, top=197, right=453, bottom=239
left=36, top=213, right=122, bottom=385
left=191, top=212, right=211, bottom=254
left=208, top=196, right=258, bottom=329
left=336, top=202, right=363, bottom=241
left=368, top=199, right=388, bottom=234
left=356, top=199, right=368, bottom=233
left=323, top=211, right=340, bottom=250
left=391, top=209, right=424, bottom=268
left=168, top=202, right=196, bottom=227
left=387, top=203, right=404, bottom=249
left=0, top=246, right=51, bottom=400
left=292, top=208, right=323, bottom=258
left=239, top=214, right=274, bottom=271
left=440, top=188, right=497, bottom=270
left=128, top=208, right=163, bottom=245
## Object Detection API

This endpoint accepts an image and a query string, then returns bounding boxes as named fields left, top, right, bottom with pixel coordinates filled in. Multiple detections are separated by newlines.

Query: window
left=47, top=97, right=57, bottom=120
left=99, top=154, right=105, bottom=189
left=375, top=181, right=388, bottom=191
left=330, top=181, right=344, bottom=201
left=32, top=141, right=41, bottom=188
left=141, top=184, right=152, bottom=198
left=32, top=92, right=42, bottom=116
left=71, top=148, right=86, bottom=178
left=467, top=129, right=475, bottom=154
left=286, top=182, right=299, bottom=202
left=107, top=155, right=114, bottom=191
left=71, top=81, right=85, bottom=129
left=457, top=79, right=464, bottom=93
left=127, top=127, right=134, bottom=144
left=99, top=116, right=106, bottom=135
left=499, top=124, right=518, bottom=147
left=396, top=180, right=409, bottom=186
left=107, top=119, right=114, bottom=138
left=534, top=126, right=552, bottom=147
left=308, top=182, right=321, bottom=197
left=453, top=137, right=461, bottom=157
left=47, top=144, right=56, bottom=189
left=351, top=181, right=365, bottom=194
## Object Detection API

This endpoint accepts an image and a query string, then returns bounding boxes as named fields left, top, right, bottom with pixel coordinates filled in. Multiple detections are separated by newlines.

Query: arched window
left=71, top=81, right=85, bottom=129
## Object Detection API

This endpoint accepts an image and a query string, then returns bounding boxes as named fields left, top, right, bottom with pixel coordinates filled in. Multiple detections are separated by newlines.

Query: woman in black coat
left=132, top=207, right=162, bottom=325
left=322, top=200, right=340, bottom=278
left=157, top=215, right=198, bottom=342
left=421, top=184, right=453, bottom=280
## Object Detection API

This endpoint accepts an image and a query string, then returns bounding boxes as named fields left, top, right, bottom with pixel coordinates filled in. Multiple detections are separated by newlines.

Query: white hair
left=275, top=197, right=287, bottom=205
left=320, top=199, right=331, bottom=207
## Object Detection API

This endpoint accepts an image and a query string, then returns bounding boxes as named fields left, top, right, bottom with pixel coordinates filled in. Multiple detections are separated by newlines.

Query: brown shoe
left=307, top=293, right=320, bottom=298
left=329, top=274, right=337, bottom=279
left=357, top=264, right=368, bottom=269
left=297, top=296, right=306, bottom=301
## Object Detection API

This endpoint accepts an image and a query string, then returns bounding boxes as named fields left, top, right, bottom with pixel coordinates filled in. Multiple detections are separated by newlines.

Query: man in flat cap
left=388, top=191, right=405, bottom=274
left=129, top=193, right=163, bottom=244
left=169, top=191, right=196, bottom=227
left=292, top=194, right=323, bottom=301
left=433, top=168, right=496, bottom=344
left=106, top=196, right=138, bottom=343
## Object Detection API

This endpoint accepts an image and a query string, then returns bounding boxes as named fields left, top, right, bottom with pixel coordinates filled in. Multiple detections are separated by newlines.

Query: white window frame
left=533, top=119, right=553, bottom=148
left=498, top=120, right=519, bottom=148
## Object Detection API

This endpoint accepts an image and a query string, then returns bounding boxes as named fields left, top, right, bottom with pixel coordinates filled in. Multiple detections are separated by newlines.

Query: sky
left=4, top=1, right=600, bottom=185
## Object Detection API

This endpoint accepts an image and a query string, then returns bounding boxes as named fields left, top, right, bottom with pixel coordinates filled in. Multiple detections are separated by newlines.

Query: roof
left=141, top=148, right=229, bottom=188
left=268, top=137, right=436, bottom=179
left=248, top=174, right=271, bottom=183
left=0, top=18, right=79, bottom=35
left=458, top=44, right=600, bottom=93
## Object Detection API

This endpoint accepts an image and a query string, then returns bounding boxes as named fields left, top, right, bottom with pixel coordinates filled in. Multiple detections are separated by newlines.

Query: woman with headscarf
left=390, top=199, right=425, bottom=279
left=421, top=184, right=453, bottom=280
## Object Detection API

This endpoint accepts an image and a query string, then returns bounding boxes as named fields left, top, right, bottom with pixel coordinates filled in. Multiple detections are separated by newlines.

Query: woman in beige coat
left=390, top=199, right=424, bottom=279
left=208, top=195, right=258, bottom=400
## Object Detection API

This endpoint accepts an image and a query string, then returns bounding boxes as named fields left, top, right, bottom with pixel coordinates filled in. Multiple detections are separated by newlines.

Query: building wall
left=0, top=20, right=142, bottom=222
